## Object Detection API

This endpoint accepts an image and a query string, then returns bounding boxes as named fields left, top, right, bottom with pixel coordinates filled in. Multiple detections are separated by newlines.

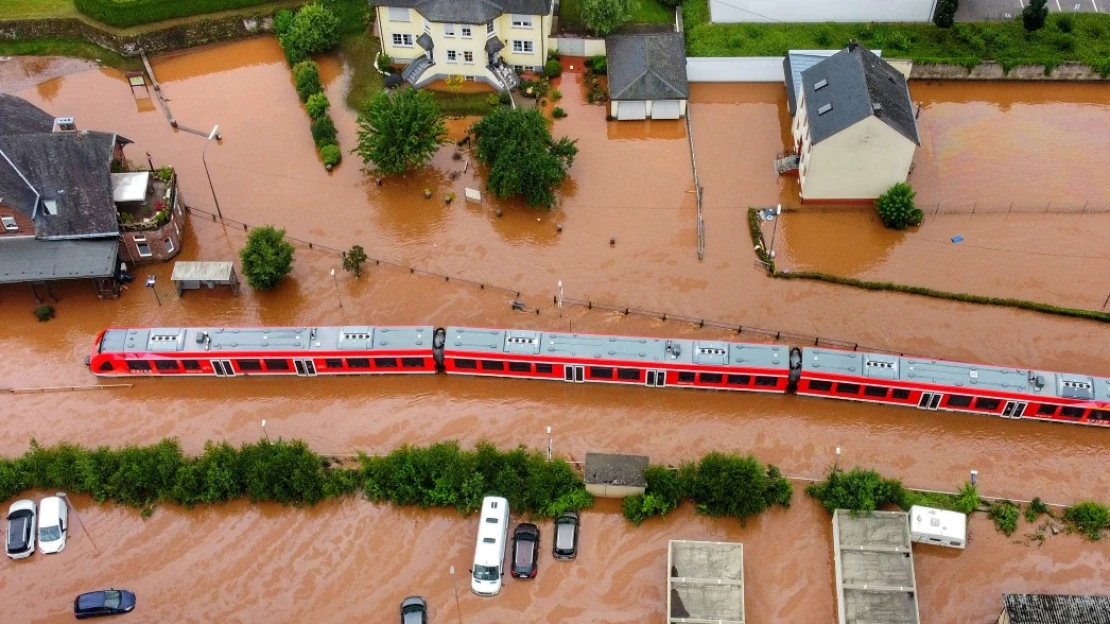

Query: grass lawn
left=684, top=0, right=1110, bottom=73
left=559, top=0, right=674, bottom=35
left=0, top=0, right=78, bottom=20
left=0, top=38, right=140, bottom=71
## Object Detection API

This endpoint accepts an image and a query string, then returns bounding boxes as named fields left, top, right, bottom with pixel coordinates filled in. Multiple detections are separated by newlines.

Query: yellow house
left=373, top=0, right=555, bottom=90
left=790, top=43, right=919, bottom=204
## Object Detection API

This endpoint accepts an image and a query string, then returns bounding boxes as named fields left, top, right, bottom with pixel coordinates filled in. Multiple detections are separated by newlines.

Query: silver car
left=399, top=596, right=427, bottom=624
left=5, top=500, right=36, bottom=559
left=38, top=496, right=67, bottom=554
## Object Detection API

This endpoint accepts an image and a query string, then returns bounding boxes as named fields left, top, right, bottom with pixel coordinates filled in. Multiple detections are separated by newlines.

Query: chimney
left=848, top=40, right=858, bottom=52
left=52, top=117, right=76, bottom=132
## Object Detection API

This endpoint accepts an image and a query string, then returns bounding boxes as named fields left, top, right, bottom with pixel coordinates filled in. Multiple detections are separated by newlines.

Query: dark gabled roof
left=0, top=131, right=122, bottom=239
left=585, top=452, right=649, bottom=487
left=0, top=94, right=55, bottom=137
left=375, top=0, right=550, bottom=24
left=1003, top=594, right=1110, bottom=624
left=0, top=238, right=118, bottom=284
left=801, top=43, right=919, bottom=146
left=606, top=33, right=689, bottom=102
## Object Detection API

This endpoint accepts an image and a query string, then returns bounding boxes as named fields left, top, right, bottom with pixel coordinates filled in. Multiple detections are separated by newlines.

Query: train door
left=563, top=365, right=584, bottom=383
left=917, top=392, right=941, bottom=410
left=645, top=370, right=666, bottom=388
left=1001, top=401, right=1027, bottom=419
left=212, top=360, right=235, bottom=377
left=294, top=359, right=318, bottom=376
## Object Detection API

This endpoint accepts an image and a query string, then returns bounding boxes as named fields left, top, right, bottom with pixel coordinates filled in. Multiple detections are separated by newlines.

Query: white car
left=5, top=500, right=36, bottom=559
left=38, top=496, right=68, bottom=554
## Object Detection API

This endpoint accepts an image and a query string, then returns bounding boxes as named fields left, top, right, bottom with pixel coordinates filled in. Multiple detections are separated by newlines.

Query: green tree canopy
left=470, top=108, right=578, bottom=208
left=356, top=89, right=447, bottom=176
left=280, top=3, right=341, bottom=63
left=874, top=182, right=924, bottom=230
left=342, top=244, right=368, bottom=278
left=581, top=0, right=633, bottom=36
left=1023, top=0, right=1048, bottom=31
left=240, top=226, right=295, bottom=290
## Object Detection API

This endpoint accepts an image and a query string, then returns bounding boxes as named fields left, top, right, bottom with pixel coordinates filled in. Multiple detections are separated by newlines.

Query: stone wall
left=909, top=61, right=1109, bottom=82
left=0, top=14, right=274, bottom=58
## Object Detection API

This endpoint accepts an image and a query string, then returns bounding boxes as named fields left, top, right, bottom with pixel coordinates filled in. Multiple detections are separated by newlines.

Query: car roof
left=515, top=523, right=539, bottom=537
left=76, top=592, right=108, bottom=609
left=39, top=497, right=61, bottom=521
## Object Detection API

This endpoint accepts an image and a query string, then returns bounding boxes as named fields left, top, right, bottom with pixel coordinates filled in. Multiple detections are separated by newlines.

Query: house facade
left=374, top=0, right=554, bottom=90
left=789, top=43, right=919, bottom=203
left=606, top=33, right=689, bottom=121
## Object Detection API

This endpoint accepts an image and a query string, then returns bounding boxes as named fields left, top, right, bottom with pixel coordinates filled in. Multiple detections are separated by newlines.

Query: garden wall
left=909, top=61, right=1110, bottom=81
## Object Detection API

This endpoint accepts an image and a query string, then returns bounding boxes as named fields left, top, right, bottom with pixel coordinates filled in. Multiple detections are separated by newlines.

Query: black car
left=74, top=590, right=135, bottom=620
left=511, top=523, right=540, bottom=579
left=553, top=511, right=579, bottom=560
left=399, top=596, right=427, bottom=624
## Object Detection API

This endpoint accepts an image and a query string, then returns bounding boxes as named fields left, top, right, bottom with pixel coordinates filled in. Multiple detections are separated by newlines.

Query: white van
left=471, top=496, right=510, bottom=596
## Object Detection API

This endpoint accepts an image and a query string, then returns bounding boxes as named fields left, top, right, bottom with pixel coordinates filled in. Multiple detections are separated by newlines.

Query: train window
left=891, top=389, right=911, bottom=400
left=181, top=360, right=201, bottom=371
left=324, top=358, right=345, bottom=368
left=1090, top=410, right=1110, bottom=422
left=945, top=395, right=973, bottom=408
left=508, top=362, right=531, bottom=373
left=618, top=368, right=640, bottom=381
left=678, top=372, right=696, bottom=383
left=346, top=358, right=370, bottom=369
left=375, top=358, right=399, bottom=368
left=454, top=359, right=477, bottom=369
left=266, top=359, right=290, bottom=371
left=98, top=361, right=114, bottom=372
left=974, top=398, right=1001, bottom=411
left=699, top=373, right=723, bottom=384
left=237, top=359, right=263, bottom=371
left=481, top=360, right=505, bottom=371
left=835, top=383, right=860, bottom=394
left=1060, top=406, right=1086, bottom=419
left=402, top=358, right=425, bottom=368
left=727, top=374, right=751, bottom=386
left=589, top=367, right=614, bottom=379
left=755, top=376, right=778, bottom=387
left=154, top=360, right=179, bottom=371
left=126, top=360, right=151, bottom=371
left=863, top=386, right=888, bottom=398
left=1037, top=404, right=1058, bottom=416
left=535, top=363, right=553, bottom=374
left=807, top=380, right=832, bottom=391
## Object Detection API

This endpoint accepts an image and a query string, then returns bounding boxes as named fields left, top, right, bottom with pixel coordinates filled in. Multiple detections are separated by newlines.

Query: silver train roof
left=99, top=326, right=434, bottom=354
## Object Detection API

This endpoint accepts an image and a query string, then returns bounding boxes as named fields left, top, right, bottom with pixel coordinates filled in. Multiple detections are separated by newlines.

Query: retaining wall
left=909, top=61, right=1110, bottom=81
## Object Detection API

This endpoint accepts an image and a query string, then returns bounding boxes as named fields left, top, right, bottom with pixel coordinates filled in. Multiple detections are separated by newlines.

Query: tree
left=933, top=0, right=958, bottom=28
left=280, top=3, right=341, bottom=63
left=356, top=89, right=447, bottom=176
left=292, top=60, right=322, bottom=102
left=240, top=226, right=295, bottom=290
left=1023, top=0, right=1048, bottom=31
left=874, top=183, right=924, bottom=230
left=580, top=0, right=633, bottom=36
left=342, top=245, right=368, bottom=278
left=470, top=108, right=578, bottom=209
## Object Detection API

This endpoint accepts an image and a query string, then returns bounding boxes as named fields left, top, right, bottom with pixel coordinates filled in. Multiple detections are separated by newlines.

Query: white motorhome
left=471, top=496, right=510, bottom=596
left=909, top=505, right=966, bottom=549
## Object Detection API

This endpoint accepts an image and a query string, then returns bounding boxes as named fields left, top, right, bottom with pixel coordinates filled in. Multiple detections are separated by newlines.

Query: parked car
left=553, top=511, right=579, bottom=560
left=74, top=589, right=136, bottom=619
left=6, top=499, right=36, bottom=560
left=399, top=596, right=427, bottom=624
left=510, top=523, right=540, bottom=579
left=38, top=495, right=68, bottom=554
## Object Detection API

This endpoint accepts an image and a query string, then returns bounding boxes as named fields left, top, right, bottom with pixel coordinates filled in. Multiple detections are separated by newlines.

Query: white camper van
left=471, top=496, right=510, bottom=596
left=909, top=505, right=967, bottom=549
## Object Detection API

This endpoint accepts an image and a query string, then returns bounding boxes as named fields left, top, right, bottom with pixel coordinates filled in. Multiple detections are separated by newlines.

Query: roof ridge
left=0, top=146, right=41, bottom=214
left=611, top=68, right=651, bottom=100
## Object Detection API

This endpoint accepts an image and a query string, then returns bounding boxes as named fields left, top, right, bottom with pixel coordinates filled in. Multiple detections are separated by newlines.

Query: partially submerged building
left=832, top=509, right=920, bottom=624
left=607, top=33, right=689, bottom=121
left=667, top=540, right=744, bottom=624
left=584, top=452, right=648, bottom=498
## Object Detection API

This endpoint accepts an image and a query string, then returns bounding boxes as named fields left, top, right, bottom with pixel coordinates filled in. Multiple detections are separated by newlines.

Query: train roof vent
left=342, top=332, right=371, bottom=341
left=1060, top=378, right=1094, bottom=399
left=507, top=336, right=538, bottom=345
left=697, top=347, right=726, bottom=356
left=866, top=360, right=894, bottom=369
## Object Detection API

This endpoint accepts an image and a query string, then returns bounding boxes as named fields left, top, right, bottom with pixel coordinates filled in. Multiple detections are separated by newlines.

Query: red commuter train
left=88, top=325, right=1110, bottom=428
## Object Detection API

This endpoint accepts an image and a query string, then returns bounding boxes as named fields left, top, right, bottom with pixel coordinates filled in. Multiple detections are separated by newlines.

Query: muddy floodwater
left=2, top=39, right=1110, bottom=623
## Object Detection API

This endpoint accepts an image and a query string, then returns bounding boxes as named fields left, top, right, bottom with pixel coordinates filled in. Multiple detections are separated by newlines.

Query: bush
left=806, top=466, right=906, bottom=515
left=310, top=115, right=338, bottom=148
left=280, top=3, right=342, bottom=63
left=586, top=55, right=607, bottom=74
left=320, top=144, right=341, bottom=168
left=1023, top=0, right=1048, bottom=31
left=274, top=9, right=294, bottom=36
left=874, top=182, right=924, bottom=230
left=544, top=59, right=563, bottom=78
left=1025, top=497, right=1051, bottom=522
left=552, top=107, right=567, bottom=119
left=658, top=0, right=685, bottom=7
left=33, top=304, right=55, bottom=322
left=486, top=93, right=501, bottom=107
left=305, top=92, right=330, bottom=120
left=686, top=452, right=791, bottom=523
left=240, top=225, right=295, bottom=290
left=581, top=0, right=633, bottom=36
left=1057, top=14, right=1075, bottom=33
left=376, top=53, right=394, bottom=74
left=499, top=90, right=512, bottom=105
left=551, top=89, right=563, bottom=102
left=1064, top=501, right=1110, bottom=540
left=933, top=0, right=958, bottom=28
left=292, top=60, right=322, bottom=102
left=988, top=500, right=1020, bottom=536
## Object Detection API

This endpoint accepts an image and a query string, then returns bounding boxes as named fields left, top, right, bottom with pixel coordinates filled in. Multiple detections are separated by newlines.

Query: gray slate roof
left=607, top=33, right=689, bottom=102
left=0, top=238, right=118, bottom=284
left=800, top=43, right=919, bottom=146
left=584, top=453, right=648, bottom=487
left=1002, top=594, right=1110, bottom=624
left=0, top=94, right=55, bottom=137
left=376, top=0, right=550, bottom=24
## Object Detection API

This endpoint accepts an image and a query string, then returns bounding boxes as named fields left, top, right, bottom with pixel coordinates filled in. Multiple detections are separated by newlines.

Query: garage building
left=607, top=33, right=689, bottom=121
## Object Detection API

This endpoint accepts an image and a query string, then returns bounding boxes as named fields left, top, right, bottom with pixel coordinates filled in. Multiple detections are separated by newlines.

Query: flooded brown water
left=2, top=40, right=1110, bottom=623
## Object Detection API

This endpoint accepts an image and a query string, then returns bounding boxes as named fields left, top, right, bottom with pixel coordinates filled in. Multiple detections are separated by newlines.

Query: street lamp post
left=201, top=125, right=223, bottom=220
left=330, top=269, right=344, bottom=309
left=57, top=492, right=99, bottom=555
left=145, top=274, right=161, bottom=306
left=261, top=419, right=270, bottom=442
left=769, top=204, right=782, bottom=259
left=449, top=565, right=463, bottom=624
left=546, top=426, right=552, bottom=462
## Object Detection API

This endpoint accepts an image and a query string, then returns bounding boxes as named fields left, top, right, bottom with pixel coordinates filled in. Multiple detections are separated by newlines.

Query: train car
left=441, top=327, right=800, bottom=393
left=88, top=326, right=442, bottom=377
left=797, top=347, right=1110, bottom=427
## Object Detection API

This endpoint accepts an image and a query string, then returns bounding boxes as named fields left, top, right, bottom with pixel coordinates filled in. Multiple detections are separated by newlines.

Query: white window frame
left=387, top=7, right=410, bottom=22
left=486, top=21, right=495, bottom=34
left=392, top=33, right=414, bottom=47
left=464, top=76, right=476, bottom=82
left=511, top=15, right=533, bottom=28
left=447, top=50, right=458, bottom=63
left=512, top=40, right=534, bottom=54
left=424, top=21, right=431, bottom=34
left=463, top=51, right=474, bottom=64
left=134, top=236, right=152, bottom=258
left=1, top=216, right=17, bottom=232
left=164, top=238, right=175, bottom=254
left=444, top=23, right=455, bottom=37
left=461, top=26, right=472, bottom=38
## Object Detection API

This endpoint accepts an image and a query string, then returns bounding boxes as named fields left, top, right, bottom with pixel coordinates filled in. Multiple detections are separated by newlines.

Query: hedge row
left=74, top=0, right=279, bottom=29
left=0, top=439, right=592, bottom=518
left=277, top=5, right=342, bottom=169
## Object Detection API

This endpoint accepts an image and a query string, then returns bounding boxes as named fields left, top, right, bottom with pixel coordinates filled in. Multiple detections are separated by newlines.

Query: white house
left=607, top=33, right=689, bottom=121
left=710, top=0, right=938, bottom=24
left=790, top=43, right=919, bottom=204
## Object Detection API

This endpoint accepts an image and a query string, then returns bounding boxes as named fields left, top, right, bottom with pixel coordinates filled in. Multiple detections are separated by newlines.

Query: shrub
left=806, top=466, right=906, bottom=515
left=292, top=60, right=322, bottom=102
left=305, top=92, right=330, bottom=120
left=686, top=452, right=791, bottom=523
left=499, top=90, right=512, bottom=105
left=580, top=0, right=632, bottom=36
left=486, top=93, right=501, bottom=107
left=874, top=182, right=924, bottom=230
left=552, top=107, right=567, bottom=119
left=33, top=304, right=55, bottom=322
left=544, top=59, right=563, bottom=78
left=551, top=89, right=562, bottom=102
left=658, top=0, right=685, bottom=7
left=376, top=52, right=394, bottom=74
left=310, top=115, right=338, bottom=148
left=240, top=225, right=295, bottom=290
left=1023, top=0, right=1048, bottom=31
left=988, top=500, right=1020, bottom=536
left=1064, top=501, right=1110, bottom=540
left=274, top=9, right=294, bottom=36
left=320, top=144, right=341, bottom=168
left=280, top=3, right=342, bottom=63
left=586, top=55, right=607, bottom=74
left=1057, top=14, right=1075, bottom=33
left=933, top=0, right=958, bottom=28
left=1025, top=497, right=1051, bottom=522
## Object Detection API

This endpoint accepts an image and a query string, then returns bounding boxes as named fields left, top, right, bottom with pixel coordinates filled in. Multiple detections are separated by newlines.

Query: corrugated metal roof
left=1003, top=594, right=1110, bottom=624
left=0, top=237, right=117, bottom=283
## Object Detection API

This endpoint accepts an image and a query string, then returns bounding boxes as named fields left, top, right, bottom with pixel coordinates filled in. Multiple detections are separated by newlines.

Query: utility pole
left=546, top=426, right=553, bottom=462
left=769, top=204, right=782, bottom=259
left=449, top=565, right=463, bottom=624
left=202, top=125, right=223, bottom=220
left=330, top=269, right=344, bottom=309
left=261, top=419, right=270, bottom=442
left=145, top=274, right=161, bottom=306
left=57, top=492, right=99, bottom=555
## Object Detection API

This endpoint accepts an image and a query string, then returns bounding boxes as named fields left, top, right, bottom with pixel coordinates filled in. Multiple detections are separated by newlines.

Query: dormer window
left=2, top=216, right=17, bottom=232
left=814, top=78, right=828, bottom=91
left=44, top=199, right=58, bottom=215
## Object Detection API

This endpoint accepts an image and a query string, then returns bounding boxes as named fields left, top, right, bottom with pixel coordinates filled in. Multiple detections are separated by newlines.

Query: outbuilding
left=909, top=505, right=966, bottom=549
left=170, top=261, right=240, bottom=296
left=606, top=33, right=689, bottom=121
left=584, top=452, right=648, bottom=498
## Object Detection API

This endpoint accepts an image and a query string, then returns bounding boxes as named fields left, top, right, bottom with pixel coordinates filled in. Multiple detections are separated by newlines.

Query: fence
left=801, top=201, right=1110, bottom=216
